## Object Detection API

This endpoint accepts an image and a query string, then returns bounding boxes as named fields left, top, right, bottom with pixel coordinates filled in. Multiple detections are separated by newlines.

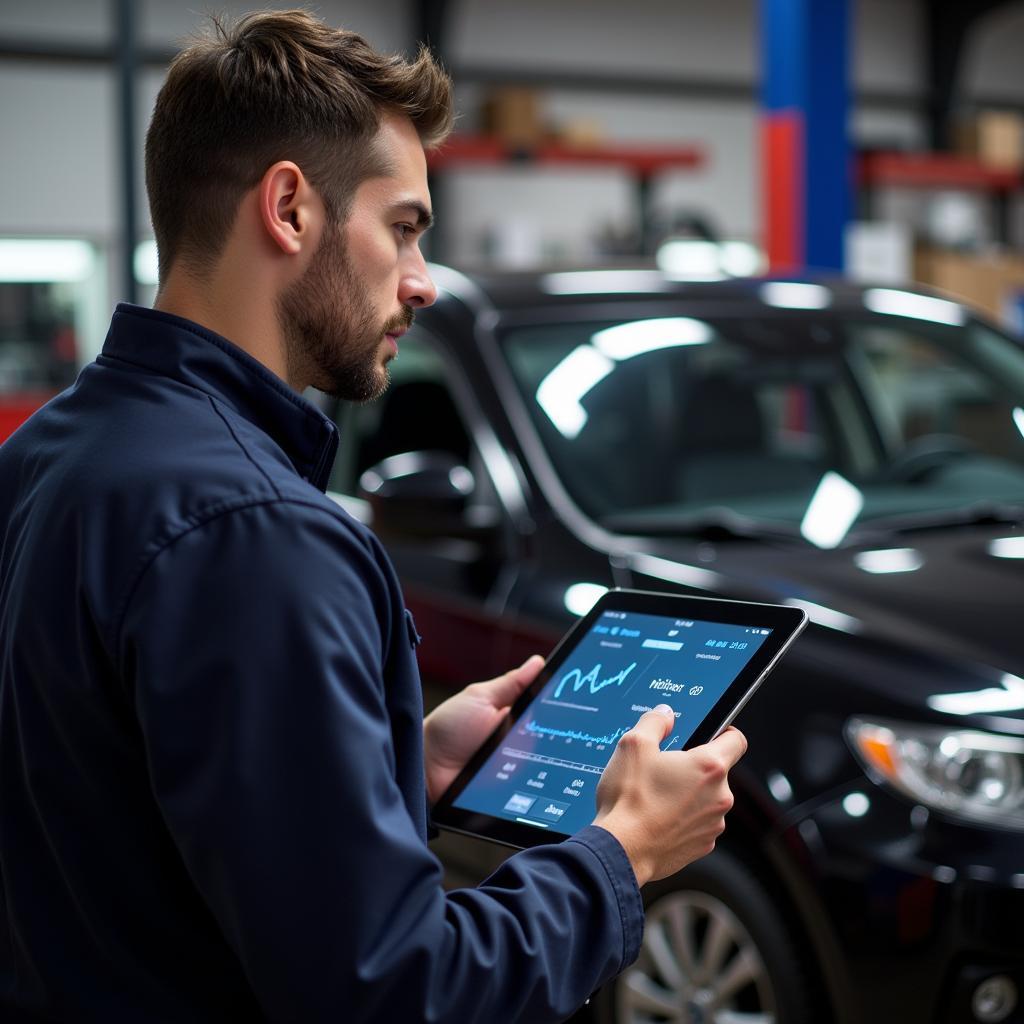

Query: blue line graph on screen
left=552, top=661, right=638, bottom=701
left=524, top=720, right=627, bottom=746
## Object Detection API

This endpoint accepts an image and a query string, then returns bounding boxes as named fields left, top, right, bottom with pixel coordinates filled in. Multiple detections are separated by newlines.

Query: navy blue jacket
left=0, top=304, right=643, bottom=1022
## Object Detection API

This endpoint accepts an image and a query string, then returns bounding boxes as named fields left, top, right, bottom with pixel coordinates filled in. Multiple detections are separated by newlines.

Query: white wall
left=445, top=0, right=758, bottom=261
left=0, top=62, right=117, bottom=238
left=853, top=0, right=923, bottom=97
left=137, top=0, right=408, bottom=54
left=0, top=0, right=109, bottom=43
left=136, top=0, right=409, bottom=239
left=961, top=3, right=1024, bottom=100
left=440, top=89, right=760, bottom=263
left=0, top=0, right=409, bottom=244
left=451, top=0, right=757, bottom=79
left=1, top=0, right=1023, bottom=272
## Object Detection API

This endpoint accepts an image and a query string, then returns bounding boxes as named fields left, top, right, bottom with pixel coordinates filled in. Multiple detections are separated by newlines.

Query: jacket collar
left=101, top=304, right=339, bottom=491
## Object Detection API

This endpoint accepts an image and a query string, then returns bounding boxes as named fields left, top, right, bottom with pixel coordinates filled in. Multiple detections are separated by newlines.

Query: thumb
left=628, top=704, right=676, bottom=746
left=703, top=725, right=748, bottom=768
left=481, top=654, right=545, bottom=708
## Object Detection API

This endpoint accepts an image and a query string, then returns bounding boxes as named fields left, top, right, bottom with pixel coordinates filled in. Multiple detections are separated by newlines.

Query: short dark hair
left=144, top=9, right=453, bottom=284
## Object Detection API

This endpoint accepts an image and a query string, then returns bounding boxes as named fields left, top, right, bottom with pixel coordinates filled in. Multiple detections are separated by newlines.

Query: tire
left=594, top=847, right=817, bottom=1024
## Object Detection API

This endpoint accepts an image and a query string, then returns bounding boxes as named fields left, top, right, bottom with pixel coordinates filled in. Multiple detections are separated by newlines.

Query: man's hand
left=593, top=705, right=747, bottom=886
left=423, top=655, right=545, bottom=806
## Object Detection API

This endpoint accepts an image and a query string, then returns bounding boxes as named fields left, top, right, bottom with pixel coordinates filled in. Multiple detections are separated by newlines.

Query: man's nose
left=398, top=250, right=438, bottom=308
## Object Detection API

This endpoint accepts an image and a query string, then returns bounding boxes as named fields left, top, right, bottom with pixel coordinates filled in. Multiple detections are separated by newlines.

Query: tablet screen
left=450, top=608, right=775, bottom=837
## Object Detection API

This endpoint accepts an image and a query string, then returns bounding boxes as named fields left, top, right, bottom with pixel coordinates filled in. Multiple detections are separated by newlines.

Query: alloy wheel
left=616, top=889, right=777, bottom=1024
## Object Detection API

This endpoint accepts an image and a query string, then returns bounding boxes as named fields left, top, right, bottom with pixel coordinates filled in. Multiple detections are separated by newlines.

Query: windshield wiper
left=853, top=501, right=1024, bottom=538
left=600, top=507, right=805, bottom=543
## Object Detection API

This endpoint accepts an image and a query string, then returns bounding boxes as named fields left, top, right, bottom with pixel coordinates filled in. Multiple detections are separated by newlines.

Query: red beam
left=762, top=113, right=804, bottom=272
left=428, top=135, right=705, bottom=176
left=0, top=393, right=53, bottom=442
left=859, top=152, right=1022, bottom=191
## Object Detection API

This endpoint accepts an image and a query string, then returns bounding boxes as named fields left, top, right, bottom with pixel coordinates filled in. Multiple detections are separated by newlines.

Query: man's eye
left=396, top=224, right=415, bottom=239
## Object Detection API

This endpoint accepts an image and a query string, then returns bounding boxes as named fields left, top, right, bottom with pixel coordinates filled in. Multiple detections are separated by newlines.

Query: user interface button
left=535, top=799, right=571, bottom=823
left=503, top=793, right=537, bottom=815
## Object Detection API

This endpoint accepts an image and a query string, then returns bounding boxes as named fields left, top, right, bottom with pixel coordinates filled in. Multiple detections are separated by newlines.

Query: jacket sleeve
left=117, top=499, right=643, bottom=1023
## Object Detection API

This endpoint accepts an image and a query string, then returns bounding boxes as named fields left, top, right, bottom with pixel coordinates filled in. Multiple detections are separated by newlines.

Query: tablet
left=432, top=589, right=807, bottom=849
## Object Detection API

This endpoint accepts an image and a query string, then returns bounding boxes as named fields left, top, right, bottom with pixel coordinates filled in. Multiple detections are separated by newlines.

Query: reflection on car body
left=326, top=266, right=1024, bottom=1024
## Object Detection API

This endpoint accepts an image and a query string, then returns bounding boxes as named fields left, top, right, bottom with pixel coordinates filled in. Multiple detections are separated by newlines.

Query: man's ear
left=257, top=161, right=321, bottom=256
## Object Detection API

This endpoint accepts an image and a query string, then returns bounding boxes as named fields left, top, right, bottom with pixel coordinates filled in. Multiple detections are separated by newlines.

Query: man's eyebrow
left=393, top=200, right=434, bottom=230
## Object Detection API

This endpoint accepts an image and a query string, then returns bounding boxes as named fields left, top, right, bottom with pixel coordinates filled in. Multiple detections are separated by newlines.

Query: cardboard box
left=914, top=246, right=1024, bottom=323
left=955, top=110, right=1024, bottom=170
left=846, top=220, right=914, bottom=284
left=557, top=118, right=605, bottom=148
left=480, top=88, right=544, bottom=148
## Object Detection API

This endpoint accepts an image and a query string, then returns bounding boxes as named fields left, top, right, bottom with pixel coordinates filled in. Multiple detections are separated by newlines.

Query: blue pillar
left=760, top=0, right=851, bottom=273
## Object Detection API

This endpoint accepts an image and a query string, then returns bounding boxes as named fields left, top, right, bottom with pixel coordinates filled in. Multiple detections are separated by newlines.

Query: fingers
left=703, top=726, right=748, bottom=768
left=479, top=654, right=545, bottom=708
left=626, top=704, right=676, bottom=746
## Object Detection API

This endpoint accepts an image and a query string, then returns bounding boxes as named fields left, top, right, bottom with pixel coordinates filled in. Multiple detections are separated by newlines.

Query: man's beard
left=277, top=224, right=413, bottom=401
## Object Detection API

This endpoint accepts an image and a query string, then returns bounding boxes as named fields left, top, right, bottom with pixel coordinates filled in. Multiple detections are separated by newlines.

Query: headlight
left=846, top=718, right=1024, bottom=830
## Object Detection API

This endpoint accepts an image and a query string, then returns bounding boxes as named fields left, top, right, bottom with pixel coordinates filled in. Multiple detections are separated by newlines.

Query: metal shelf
left=427, top=135, right=705, bottom=175
left=858, top=151, right=1023, bottom=246
left=859, top=152, right=1022, bottom=191
left=426, top=135, right=706, bottom=256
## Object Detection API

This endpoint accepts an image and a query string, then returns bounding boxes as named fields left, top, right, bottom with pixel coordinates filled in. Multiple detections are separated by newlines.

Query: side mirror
left=359, top=451, right=483, bottom=536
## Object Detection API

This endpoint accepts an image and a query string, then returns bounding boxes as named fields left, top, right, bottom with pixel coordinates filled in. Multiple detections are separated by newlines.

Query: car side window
left=504, top=323, right=845, bottom=516
left=854, top=324, right=1024, bottom=465
left=328, top=332, right=491, bottom=504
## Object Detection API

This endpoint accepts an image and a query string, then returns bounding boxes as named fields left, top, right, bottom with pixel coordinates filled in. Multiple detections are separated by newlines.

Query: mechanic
left=0, top=11, right=747, bottom=1022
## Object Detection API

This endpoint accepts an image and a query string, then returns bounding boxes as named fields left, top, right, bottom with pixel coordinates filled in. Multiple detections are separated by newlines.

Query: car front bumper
left=771, top=778, right=1024, bottom=1024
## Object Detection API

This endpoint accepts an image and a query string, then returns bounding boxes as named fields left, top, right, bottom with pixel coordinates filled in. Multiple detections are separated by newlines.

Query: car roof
left=430, top=262, right=957, bottom=318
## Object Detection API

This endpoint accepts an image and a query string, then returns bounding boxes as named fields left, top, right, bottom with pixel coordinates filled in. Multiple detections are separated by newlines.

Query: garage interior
left=1, top=3, right=1023, bottom=1024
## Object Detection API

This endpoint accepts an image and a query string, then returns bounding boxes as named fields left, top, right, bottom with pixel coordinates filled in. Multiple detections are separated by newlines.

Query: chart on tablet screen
left=452, top=610, right=771, bottom=834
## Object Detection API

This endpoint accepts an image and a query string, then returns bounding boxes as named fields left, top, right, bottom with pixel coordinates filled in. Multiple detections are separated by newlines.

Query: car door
left=326, top=329, right=526, bottom=697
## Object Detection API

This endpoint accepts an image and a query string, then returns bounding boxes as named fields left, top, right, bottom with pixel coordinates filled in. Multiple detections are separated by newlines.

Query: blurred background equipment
left=2, top=0, right=1024, bottom=375
left=2, top=1, right=1024, bottom=1021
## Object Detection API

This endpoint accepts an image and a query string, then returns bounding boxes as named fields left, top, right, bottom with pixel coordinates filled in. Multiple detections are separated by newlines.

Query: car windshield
left=501, top=308, right=1024, bottom=543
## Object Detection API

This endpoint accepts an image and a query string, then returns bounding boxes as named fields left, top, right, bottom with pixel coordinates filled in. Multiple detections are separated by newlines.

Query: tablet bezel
left=431, top=588, right=807, bottom=850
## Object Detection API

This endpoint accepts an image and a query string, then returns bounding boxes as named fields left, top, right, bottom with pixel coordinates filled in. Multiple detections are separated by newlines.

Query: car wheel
left=595, top=847, right=816, bottom=1024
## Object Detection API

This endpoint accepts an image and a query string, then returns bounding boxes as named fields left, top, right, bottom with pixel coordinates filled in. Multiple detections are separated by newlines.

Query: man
left=0, top=11, right=746, bottom=1022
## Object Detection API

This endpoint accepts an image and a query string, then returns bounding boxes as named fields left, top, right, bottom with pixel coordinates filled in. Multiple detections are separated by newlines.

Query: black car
left=325, top=266, right=1024, bottom=1024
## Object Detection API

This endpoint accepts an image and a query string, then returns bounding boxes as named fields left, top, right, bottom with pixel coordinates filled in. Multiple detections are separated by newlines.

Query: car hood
left=635, top=522, right=1024, bottom=720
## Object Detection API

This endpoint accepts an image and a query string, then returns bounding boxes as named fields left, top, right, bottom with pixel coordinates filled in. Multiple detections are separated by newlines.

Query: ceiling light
left=591, top=317, right=711, bottom=360
left=541, top=270, right=671, bottom=295
left=0, top=239, right=95, bottom=283
left=656, top=240, right=726, bottom=281
left=134, top=240, right=159, bottom=286
left=783, top=597, right=861, bottom=633
left=536, top=345, right=614, bottom=438
left=563, top=583, right=609, bottom=617
left=927, top=673, right=1024, bottom=715
left=800, top=471, right=864, bottom=548
left=760, top=282, right=831, bottom=309
left=989, top=536, right=1024, bottom=559
left=864, top=288, right=966, bottom=326
left=720, top=241, right=764, bottom=277
left=854, top=547, right=924, bottom=574
left=842, top=792, right=870, bottom=817
left=629, top=552, right=723, bottom=591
